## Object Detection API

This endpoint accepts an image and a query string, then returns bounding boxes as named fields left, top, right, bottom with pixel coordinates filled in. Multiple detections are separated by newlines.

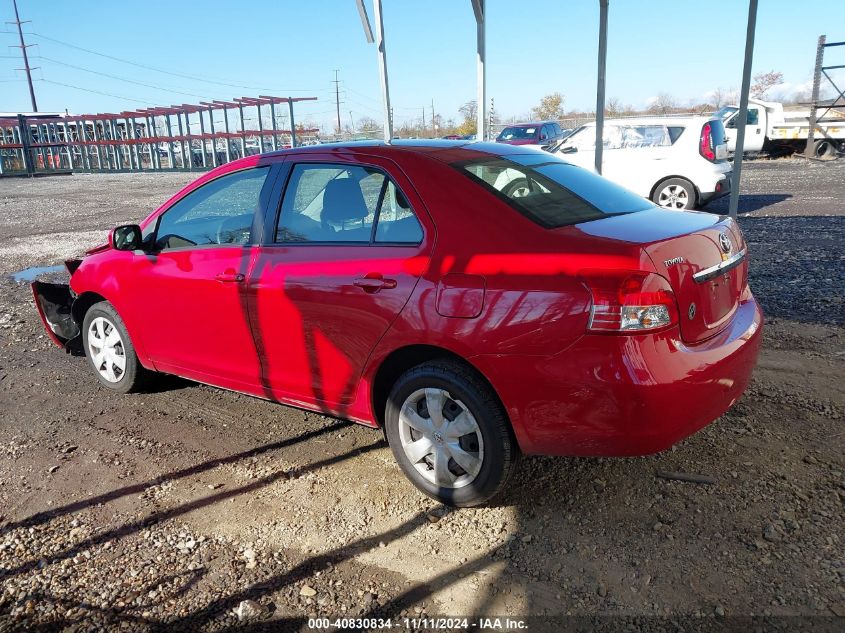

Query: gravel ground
left=0, top=161, right=843, bottom=631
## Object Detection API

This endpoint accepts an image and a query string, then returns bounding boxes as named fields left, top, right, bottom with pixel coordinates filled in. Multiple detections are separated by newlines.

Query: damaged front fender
left=31, top=281, right=83, bottom=354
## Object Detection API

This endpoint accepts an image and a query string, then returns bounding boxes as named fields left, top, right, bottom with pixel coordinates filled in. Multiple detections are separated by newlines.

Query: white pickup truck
left=717, top=98, right=845, bottom=158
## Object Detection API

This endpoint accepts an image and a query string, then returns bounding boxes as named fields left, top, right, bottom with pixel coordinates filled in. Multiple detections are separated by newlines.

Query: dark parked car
left=496, top=121, right=565, bottom=147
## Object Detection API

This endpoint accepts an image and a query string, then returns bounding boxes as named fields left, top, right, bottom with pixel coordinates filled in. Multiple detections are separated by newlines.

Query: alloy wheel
left=657, top=184, right=690, bottom=209
left=397, top=388, right=484, bottom=489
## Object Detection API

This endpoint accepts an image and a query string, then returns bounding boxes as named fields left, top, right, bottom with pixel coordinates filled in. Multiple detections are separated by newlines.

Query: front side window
left=457, top=154, right=651, bottom=228
left=154, top=167, right=270, bottom=250
left=276, top=163, right=423, bottom=245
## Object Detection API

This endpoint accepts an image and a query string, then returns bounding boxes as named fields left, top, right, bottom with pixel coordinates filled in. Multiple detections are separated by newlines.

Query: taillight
left=580, top=270, right=679, bottom=333
left=700, top=121, right=716, bottom=162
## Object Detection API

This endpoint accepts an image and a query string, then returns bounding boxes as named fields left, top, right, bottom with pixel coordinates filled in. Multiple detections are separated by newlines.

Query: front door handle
left=216, top=271, right=245, bottom=283
left=353, top=275, right=397, bottom=293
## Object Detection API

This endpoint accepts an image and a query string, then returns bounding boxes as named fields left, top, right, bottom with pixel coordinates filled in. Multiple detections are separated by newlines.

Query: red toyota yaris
left=33, top=141, right=762, bottom=506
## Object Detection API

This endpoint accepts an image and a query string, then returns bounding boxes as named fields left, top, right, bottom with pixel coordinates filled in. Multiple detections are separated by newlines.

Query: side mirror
left=560, top=146, right=578, bottom=154
left=111, top=224, right=143, bottom=251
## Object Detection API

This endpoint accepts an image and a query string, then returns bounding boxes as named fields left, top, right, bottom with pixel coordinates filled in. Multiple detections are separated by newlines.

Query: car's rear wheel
left=652, top=178, right=696, bottom=210
left=384, top=360, right=517, bottom=507
left=82, top=302, right=149, bottom=393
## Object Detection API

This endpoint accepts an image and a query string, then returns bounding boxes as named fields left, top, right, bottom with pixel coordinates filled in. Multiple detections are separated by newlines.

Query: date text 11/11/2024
left=307, top=617, right=528, bottom=630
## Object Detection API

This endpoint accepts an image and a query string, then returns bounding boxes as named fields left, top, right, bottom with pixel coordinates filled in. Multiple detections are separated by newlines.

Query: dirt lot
left=0, top=160, right=843, bottom=632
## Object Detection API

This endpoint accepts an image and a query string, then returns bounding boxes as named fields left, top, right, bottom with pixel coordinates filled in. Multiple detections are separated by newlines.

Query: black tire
left=384, top=360, right=518, bottom=507
left=812, top=139, right=837, bottom=160
left=81, top=301, right=150, bottom=393
left=651, top=177, right=697, bottom=210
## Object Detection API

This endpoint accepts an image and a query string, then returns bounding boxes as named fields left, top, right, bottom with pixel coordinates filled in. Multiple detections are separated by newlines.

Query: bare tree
left=605, top=97, right=623, bottom=117
left=647, top=93, right=678, bottom=115
left=751, top=70, right=784, bottom=99
left=357, top=116, right=381, bottom=135
left=457, top=100, right=477, bottom=135
left=531, top=92, right=565, bottom=120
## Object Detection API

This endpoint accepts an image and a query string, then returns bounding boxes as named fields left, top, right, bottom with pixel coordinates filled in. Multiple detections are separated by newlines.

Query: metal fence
left=0, top=95, right=318, bottom=177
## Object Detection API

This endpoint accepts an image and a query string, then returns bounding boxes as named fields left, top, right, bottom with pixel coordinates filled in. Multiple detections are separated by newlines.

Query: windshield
left=497, top=126, right=537, bottom=141
left=715, top=106, right=737, bottom=122
left=456, top=154, right=652, bottom=228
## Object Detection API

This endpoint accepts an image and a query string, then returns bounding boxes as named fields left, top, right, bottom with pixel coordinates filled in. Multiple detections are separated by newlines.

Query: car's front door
left=248, top=156, right=432, bottom=414
left=725, top=106, right=765, bottom=153
left=129, top=164, right=276, bottom=391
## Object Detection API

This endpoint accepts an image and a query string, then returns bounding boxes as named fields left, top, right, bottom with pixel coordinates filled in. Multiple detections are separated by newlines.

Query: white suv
left=544, top=116, right=732, bottom=210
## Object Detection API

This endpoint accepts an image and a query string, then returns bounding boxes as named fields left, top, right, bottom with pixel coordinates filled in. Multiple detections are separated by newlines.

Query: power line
left=39, top=78, right=152, bottom=105
left=35, top=55, right=215, bottom=100
left=27, top=31, right=319, bottom=94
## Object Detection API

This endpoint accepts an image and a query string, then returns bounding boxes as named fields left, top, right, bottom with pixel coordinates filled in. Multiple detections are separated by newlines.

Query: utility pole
left=805, top=35, right=826, bottom=159
left=422, top=107, right=425, bottom=133
left=333, top=69, right=341, bottom=135
left=431, top=99, right=436, bottom=136
left=9, top=0, right=38, bottom=112
left=728, top=0, right=759, bottom=219
left=594, top=0, right=608, bottom=174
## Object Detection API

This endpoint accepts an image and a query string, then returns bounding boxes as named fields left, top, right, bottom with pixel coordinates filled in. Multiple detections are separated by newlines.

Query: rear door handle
left=215, top=271, right=245, bottom=283
left=353, top=275, right=397, bottom=293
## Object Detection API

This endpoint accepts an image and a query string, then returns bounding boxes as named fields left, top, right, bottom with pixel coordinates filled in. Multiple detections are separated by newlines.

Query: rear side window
left=374, top=181, right=423, bottom=244
left=456, top=155, right=651, bottom=228
left=277, top=164, right=383, bottom=243
left=276, top=163, right=422, bottom=245
left=562, top=125, right=683, bottom=150
left=668, top=126, right=685, bottom=143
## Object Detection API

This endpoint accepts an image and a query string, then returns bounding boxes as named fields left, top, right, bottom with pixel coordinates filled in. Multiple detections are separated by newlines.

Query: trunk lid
left=577, top=208, right=748, bottom=343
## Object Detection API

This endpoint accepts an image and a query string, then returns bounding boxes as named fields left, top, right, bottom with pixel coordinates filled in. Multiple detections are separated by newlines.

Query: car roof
left=578, top=115, right=715, bottom=127
left=262, top=139, right=546, bottom=164
left=501, top=121, right=555, bottom=127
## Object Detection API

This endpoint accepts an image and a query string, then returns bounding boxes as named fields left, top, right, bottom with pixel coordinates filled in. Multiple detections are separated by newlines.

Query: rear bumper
left=473, top=293, right=763, bottom=457
left=699, top=170, right=731, bottom=205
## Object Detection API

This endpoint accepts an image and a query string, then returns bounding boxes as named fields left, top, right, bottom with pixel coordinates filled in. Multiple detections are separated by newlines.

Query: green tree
left=531, top=92, right=565, bottom=120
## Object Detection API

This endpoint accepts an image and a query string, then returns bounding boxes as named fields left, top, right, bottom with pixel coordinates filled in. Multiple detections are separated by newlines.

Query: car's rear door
left=248, top=154, right=432, bottom=413
left=128, top=163, right=278, bottom=391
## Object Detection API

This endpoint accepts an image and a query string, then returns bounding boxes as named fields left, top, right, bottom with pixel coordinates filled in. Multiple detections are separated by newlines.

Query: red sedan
left=33, top=141, right=762, bottom=506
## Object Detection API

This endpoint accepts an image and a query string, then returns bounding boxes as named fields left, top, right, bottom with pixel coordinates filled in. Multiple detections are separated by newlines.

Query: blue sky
left=1, top=0, right=843, bottom=130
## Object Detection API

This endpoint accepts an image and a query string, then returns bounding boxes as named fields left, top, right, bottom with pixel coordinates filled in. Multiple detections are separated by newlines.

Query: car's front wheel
left=82, top=302, right=150, bottom=393
left=652, top=177, right=696, bottom=210
left=384, top=360, right=517, bottom=507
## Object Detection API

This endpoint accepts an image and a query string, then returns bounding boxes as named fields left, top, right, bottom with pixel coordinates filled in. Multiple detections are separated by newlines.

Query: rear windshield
left=456, top=154, right=652, bottom=228
left=497, top=126, right=537, bottom=141
left=707, top=119, right=727, bottom=147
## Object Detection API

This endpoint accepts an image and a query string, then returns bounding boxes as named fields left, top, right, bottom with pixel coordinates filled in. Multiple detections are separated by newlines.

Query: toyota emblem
left=719, top=232, right=732, bottom=254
